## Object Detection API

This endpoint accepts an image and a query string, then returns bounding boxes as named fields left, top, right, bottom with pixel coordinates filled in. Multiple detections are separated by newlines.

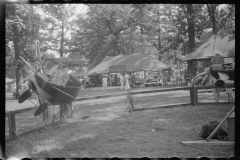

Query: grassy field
left=5, top=85, right=233, bottom=139
left=5, top=85, right=235, bottom=158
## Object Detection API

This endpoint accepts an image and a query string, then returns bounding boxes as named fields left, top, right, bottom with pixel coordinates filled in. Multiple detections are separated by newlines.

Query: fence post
left=8, top=112, right=13, bottom=139
left=8, top=112, right=17, bottom=139
left=190, top=86, right=195, bottom=106
left=194, top=86, right=198, bottom=105
left=60, top=104, right=63, bottom=123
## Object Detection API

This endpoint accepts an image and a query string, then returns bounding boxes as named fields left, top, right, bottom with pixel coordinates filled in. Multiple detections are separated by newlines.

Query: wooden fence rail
left=5, top=85, right=234, bottom=141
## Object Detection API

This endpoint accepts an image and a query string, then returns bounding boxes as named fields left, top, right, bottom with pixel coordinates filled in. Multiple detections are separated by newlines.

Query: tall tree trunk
left=141, top=26, right=143, bottom=54
left=186, top=4, right=195, bottom=51
left=186, top=4, right=196, bottom=79
left=207, top=4, right=218, bottom=34
left=157, top=27, right=162, bottom=61
left=60, top=19, right=65, bottom=57
left=12, top=24, right=21, bottom=98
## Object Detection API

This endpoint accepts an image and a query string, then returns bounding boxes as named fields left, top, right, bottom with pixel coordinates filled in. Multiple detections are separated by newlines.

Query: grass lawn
left=5, top=87, right=235, bottom=158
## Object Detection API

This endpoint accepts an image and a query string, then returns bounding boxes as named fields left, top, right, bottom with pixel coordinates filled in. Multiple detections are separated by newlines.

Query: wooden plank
left=75, top=92, right=126, bottom=101
left=10, top=106, right=37, bottom=115
left=182, top=140, right=234, bottom=145
left=195, top=85, right=234, bottom=90
left=197, top=102, right=230, bottom=105
left=75, top=86, right=191, bottom=102
left=144, top=82, right=162, bottom=85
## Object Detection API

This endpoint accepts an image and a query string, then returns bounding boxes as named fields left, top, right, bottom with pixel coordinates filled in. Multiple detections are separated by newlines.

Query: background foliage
left=5, top=4, right=235, bottom=93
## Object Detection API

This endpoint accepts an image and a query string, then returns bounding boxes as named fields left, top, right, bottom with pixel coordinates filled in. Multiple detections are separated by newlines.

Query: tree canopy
left=6, top=4, right=235, bottom=94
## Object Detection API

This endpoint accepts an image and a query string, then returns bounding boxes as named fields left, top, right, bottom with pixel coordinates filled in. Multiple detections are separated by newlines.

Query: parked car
left=85, top=75, right=102, bottom=87
left=144, top=74, right=162, bottom=87
left=135, top=77, right=144, bottom=85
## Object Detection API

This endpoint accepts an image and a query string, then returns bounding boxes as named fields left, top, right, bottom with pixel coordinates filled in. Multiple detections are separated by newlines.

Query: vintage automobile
left=84, top=75, right=103, bottom=87
left=144, top=72, right=162, bottom=87
left=135, top=77, right=144, bottom=85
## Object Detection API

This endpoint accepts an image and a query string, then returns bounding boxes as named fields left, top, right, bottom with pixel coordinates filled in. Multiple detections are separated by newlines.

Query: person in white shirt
left=102, top=76, right=108, bottom=91
left=120, top=73, right=124, bottom=89
left=124, top=72, right=131, bottom=90
left=79, top=78, right=84, bottom=90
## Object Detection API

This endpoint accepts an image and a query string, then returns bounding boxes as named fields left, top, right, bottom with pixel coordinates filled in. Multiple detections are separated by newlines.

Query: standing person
left=124, top=72, right=133, bottom=112
left=174, top=68, right=181, bottom=86
left=128, top=72, right=131, bottom=87
left=79, top=77, right=84, bottom=90
left=124, top=72, right=131, bottom=90
left=225, top=80, right=234, bottom=102
left=114, top=74, right=118, bottom=86
left=131, top=73, right=135, bottom=88
left=102, top=75, right=108, bottom=91
left=210, top=75, right=221, bottom=102
left=120, top=73, right=124, bottom=89
left=84, top=76, right=89, bottom=88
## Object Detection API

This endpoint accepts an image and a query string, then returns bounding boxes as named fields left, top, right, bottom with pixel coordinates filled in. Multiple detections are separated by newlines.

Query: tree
left=37, top=4, right=77, bottom=57
left=206, top=4, right=218, bottom=34
left=216, top=4, right=235, bottom=33
left=6, top=4, right=234, bottom=77
left=6, top=4, right=40, bottom=97
left=186, top=4, right=196, bottom=50
left=72, top=4, right=140, bottom=66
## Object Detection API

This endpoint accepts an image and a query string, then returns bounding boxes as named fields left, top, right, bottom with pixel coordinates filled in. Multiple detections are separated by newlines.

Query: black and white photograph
left=5, top=3, right=235, bottom=159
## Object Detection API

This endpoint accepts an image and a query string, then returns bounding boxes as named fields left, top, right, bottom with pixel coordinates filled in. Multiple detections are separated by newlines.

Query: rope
left=27, top=98, right=38, bottom=107
left=51, top=86, right=75, bottom=99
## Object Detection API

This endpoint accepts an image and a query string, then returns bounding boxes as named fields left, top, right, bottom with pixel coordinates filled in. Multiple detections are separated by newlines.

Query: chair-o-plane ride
left=18, top=56, right=82, bottom=117
left=209, top=54, right=234, bottom=86
left=191, top=54, right=234, bottom=87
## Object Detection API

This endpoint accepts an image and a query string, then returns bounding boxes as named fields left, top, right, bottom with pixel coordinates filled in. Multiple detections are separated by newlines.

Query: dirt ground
left=5, top=87, right=235, bottom=158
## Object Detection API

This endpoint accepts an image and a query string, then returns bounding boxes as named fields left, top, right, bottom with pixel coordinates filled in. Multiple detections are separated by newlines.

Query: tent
left=184, top=33, right=235, bottom=61
left=87, top=54, right=169, bottom=75
left=6, top=77, right=14, bottom=83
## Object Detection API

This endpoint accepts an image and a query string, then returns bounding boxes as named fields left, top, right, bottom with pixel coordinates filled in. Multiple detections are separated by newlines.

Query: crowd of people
left=102, top=72, right=136, bottom=91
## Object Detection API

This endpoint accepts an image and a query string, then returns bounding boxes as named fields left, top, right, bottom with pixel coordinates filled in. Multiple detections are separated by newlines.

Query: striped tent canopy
left=184, top=33, right=235, bottom=61
left=87, top=54, right=169, bottom=75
